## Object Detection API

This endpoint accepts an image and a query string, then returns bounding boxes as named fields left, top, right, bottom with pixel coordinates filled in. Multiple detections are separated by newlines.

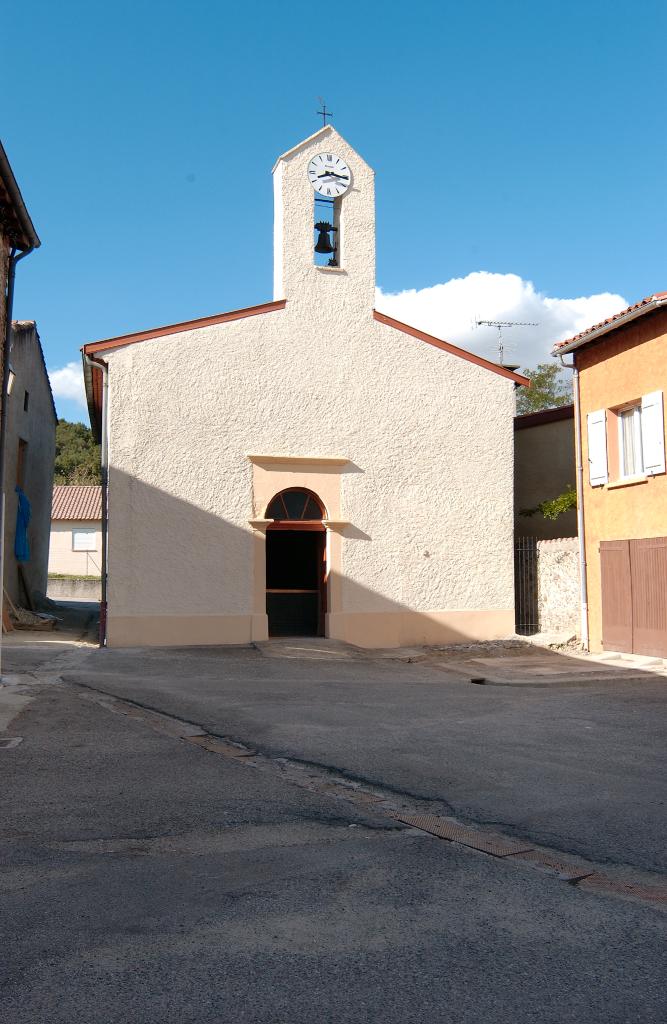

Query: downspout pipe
left=0, top=246, right=35, bottom=680
left=83, top=353, right=108, bottom=647
left=558, top=352, right=589, bottom=650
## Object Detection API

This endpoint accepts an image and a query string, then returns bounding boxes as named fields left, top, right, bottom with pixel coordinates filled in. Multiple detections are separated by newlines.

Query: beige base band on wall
left=105, top=609, right=514, bottom=649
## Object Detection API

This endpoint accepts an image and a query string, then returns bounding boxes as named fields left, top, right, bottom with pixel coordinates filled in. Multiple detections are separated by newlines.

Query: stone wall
left=537, top=537, right=580, bottom=634
left=47, top=577, right=101, bottom=602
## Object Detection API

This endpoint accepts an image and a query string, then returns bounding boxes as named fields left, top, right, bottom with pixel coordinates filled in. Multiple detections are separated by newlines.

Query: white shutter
left=641, top=390, right=666, bottom=476
left=587, top=409, right=608, bottom=486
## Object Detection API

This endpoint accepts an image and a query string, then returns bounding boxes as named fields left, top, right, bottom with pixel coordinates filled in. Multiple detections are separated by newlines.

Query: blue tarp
left=14, top=486, right=31, bottom=562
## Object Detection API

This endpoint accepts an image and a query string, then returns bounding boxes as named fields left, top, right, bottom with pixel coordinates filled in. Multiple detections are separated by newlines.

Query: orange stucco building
left=554, top=294, right=667, bottom=656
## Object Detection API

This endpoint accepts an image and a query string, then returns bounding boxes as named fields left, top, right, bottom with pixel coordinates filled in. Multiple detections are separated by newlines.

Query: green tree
left=54, top=419, right=101, bottom=485
left=520, top=485, right=577, bottom=521
left=516, top=362, right=572, bottom=415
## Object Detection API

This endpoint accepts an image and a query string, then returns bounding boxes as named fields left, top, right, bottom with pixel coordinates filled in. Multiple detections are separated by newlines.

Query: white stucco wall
left=100, top=127, right=517, bottom=647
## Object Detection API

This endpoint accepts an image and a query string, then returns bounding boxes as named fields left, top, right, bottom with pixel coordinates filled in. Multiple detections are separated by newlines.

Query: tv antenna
left=474, top=319, right=538, bottom=364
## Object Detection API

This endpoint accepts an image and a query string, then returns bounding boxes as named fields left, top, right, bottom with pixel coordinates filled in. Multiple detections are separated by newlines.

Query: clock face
left=307, top=153, right=351, bottom=198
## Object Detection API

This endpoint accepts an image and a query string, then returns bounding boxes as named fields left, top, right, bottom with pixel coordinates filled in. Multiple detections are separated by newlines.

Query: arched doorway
left=265, top=488, right=327, bottom=637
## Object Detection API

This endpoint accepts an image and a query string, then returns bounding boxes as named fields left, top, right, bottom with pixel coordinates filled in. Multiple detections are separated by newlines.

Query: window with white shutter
left=587, top=409, right=608, bottom=486
left=640, top=390, right=666, bottom=476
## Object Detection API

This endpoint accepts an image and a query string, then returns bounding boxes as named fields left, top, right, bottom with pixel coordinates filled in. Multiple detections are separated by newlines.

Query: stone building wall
left=537, top=537, right=580, bottom=634
left=2, top=322, right=56, bottom=605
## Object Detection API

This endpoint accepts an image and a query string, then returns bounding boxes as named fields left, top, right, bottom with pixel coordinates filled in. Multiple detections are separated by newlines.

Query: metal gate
left=600, top=536, right=667, bottom=657
left=514, top=537, right=538, bottom=634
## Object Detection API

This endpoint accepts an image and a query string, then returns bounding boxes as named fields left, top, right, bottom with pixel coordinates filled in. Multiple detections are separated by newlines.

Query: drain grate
left=391, top=813, right=534, bottom=857
left=508, top=849, right=594, bottom=882
left=578, top=874, right=667, bottom=904
left=186, top=735, right=256, bottom=758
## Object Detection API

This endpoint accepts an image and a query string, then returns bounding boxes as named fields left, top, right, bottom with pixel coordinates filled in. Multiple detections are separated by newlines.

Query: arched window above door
left=266, top=488, right=325, bottom=521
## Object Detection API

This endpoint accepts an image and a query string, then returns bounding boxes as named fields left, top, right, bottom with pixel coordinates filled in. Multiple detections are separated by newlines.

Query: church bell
left=314, top=221, right=336, bottom=254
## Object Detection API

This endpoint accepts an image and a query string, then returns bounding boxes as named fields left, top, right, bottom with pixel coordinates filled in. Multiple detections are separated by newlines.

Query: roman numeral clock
left=307, top=153, right=351, bottom=198
left=308, top=153, right=351, bottom=267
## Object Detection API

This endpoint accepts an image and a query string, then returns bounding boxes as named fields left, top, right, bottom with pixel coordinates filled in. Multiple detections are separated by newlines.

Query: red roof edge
left=553, top=292, right=667, bottom=354
left=81, top=299, right=287, bottom=356
left=373, top=310, right=530, bottom=385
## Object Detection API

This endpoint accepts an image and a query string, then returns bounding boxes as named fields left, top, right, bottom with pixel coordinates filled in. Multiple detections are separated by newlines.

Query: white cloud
left=376, top=272, right=628, bottom=369
left=49, top=361, right=87, bottom=408
left=44, top=274, right=628, bottom=412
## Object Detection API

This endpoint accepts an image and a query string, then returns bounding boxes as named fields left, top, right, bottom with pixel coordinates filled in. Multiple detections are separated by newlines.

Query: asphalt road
left=1, top=655, right=666, bottom=1024
left=53, top=641, right=667, bottom=875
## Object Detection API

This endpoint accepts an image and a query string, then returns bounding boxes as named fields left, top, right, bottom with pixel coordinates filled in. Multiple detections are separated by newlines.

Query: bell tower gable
left=272, top=126, right=375, bottom=314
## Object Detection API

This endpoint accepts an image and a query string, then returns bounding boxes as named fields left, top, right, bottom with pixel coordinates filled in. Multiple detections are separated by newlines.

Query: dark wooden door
left=600, top=536, right=667, bottom=657
left=266, top=529, right=325, bottom=637
left=629, top=537, right=667, bottom=657
left=600, top=540, right=633, bottom=653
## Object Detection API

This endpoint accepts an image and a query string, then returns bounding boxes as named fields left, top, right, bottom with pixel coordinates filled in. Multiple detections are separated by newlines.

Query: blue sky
left=5, top=0, right=666, bottom=422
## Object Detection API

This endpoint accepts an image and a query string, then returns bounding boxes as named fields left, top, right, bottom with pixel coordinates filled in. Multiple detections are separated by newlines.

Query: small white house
left=48, top=485, right=102, bottom=583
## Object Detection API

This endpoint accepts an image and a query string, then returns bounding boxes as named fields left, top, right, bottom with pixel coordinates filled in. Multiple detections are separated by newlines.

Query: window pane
left=266, top=497, right=284, bottom=519
left=267, top=490, right=323, bottom=521
left=304, top=496, right=322, bottom=519
left=620, top=407, right=643, bottom=476
left=282, top=490, right=308, bottom=520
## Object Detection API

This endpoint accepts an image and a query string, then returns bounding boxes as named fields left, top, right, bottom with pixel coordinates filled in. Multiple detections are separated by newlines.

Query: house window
left=72, top=529, right=97, bottom=552
left=587, top=391, right=665, bottom=487
left=266, top=489, right=324, bottom=521
left=618, top=406, right=643, bottom=478
left=23, top=390, right=29, bottom=411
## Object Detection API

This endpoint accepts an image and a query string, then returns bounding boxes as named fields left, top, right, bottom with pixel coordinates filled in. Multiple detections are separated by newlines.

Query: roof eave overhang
left=80, top=298, right=288, bottom=441
left=81, top=299, right=286, bottom=357
left=554, top=297, right=667, bottom=356
left=0, top=140, right=40, bottom=251
left=373, top=310, right=530, bottom=385
left=82, top=351, right=104, bottom=442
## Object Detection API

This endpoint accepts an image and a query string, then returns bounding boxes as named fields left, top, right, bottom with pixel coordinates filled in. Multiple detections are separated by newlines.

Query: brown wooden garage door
left=600, top=537, right=667, bottom=657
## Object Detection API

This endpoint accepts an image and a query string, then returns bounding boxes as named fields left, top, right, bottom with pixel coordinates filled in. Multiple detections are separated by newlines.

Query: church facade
left=83, top=126, right=527, bottom=648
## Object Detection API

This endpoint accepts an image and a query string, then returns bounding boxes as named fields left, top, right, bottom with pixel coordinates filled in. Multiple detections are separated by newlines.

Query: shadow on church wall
left=103, top=469, right=513, bottom=648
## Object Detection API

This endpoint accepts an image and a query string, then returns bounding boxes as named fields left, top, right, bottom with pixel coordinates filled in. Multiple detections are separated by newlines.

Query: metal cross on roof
left=316, top=99, right=333, bottom=127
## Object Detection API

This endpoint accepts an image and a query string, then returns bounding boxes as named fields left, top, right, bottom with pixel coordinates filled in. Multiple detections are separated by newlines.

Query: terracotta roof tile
left=553, top=292, right=667, bottom=352
left=52, top=485, right=102, bottom=521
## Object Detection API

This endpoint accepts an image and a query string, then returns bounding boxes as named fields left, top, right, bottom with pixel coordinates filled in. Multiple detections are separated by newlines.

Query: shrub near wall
left=537, top=538, right=580, bottom=634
